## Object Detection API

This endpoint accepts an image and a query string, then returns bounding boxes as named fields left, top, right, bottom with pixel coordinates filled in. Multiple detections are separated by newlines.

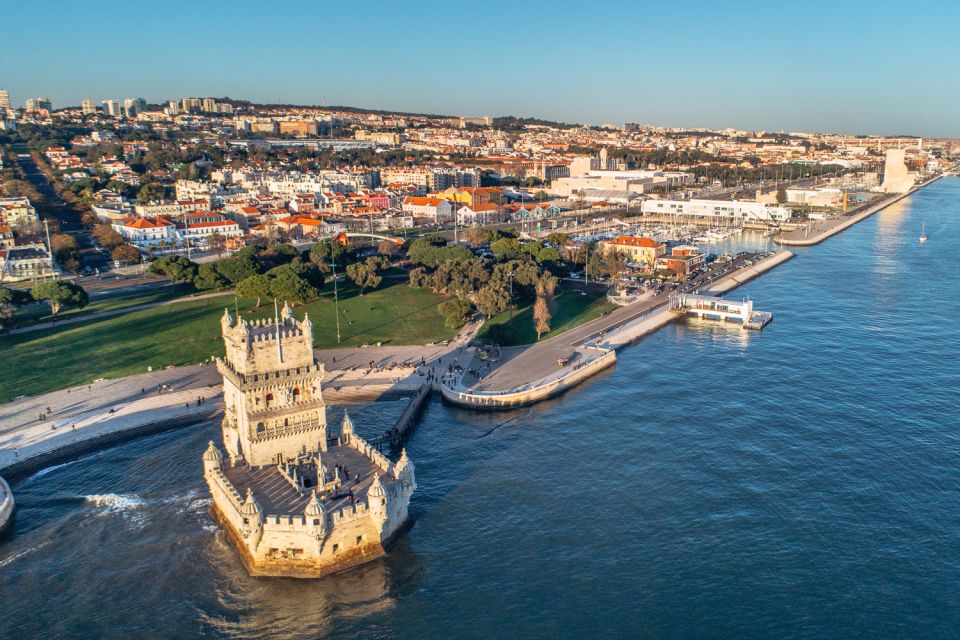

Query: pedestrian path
left=0, top=387, right=222, bottom=474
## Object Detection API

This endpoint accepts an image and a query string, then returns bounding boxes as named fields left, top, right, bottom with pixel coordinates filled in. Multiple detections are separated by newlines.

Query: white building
left=641, top=199, right=792, bottom=222
left=81, top=99, right=97, bottom=115
left=102, top=99, right=121, bottom=117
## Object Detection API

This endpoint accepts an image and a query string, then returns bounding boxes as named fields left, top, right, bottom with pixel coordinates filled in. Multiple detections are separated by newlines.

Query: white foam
left=84, top=493, right=144, bottom=512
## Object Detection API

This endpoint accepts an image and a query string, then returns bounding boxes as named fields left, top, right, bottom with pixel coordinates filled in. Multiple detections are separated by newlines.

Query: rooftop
left=223, top=442, right=390, bottom=516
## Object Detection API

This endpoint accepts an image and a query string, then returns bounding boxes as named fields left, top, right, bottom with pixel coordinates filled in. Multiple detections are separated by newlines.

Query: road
left=14, top=154, right=112, bottom=274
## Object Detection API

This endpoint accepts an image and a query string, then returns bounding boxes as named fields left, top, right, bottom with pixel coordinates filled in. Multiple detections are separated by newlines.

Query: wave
left=84, top=493, right=145, bottom=512
left=0, top=539, right=51, bottom=569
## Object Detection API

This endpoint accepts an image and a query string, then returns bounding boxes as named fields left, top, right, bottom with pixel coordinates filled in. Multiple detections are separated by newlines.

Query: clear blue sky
left=4, top=0, right=959, bottom=136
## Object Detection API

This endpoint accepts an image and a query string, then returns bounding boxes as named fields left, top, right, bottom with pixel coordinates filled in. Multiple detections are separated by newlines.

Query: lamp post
left=508, top=271, right=515, bottom=322
left=331, top=258, right=341, bottom=344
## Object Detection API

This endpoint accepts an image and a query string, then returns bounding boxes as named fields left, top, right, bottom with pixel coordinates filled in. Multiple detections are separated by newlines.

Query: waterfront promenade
left=778, top=175, right=943, bottom=247
left=442, top=250, right=791, bottom=408
left=0, top=316, right=481, bottom=478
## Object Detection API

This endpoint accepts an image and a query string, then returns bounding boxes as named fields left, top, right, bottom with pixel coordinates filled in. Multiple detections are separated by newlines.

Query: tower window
left=292, top=387, right=301, bottom=397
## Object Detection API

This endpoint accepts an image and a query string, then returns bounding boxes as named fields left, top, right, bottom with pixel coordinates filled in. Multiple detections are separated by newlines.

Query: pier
left=670, top=293, right=773, bottom=329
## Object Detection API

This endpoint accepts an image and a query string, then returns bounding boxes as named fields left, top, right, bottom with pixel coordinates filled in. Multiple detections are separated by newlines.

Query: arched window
left=284, top=418, right=289, bottom=427
left=256, top=422, right=265, bottom=433
left=292, top=387, right=301, bottom=398
left=265, top=393, right=274, bottom=407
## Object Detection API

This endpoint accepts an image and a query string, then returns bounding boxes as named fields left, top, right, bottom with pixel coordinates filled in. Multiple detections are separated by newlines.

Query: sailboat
left=919, top=223, right=928, bottom=243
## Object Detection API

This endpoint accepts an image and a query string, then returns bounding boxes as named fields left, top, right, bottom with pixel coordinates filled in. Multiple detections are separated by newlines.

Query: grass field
left=11, top=286, right=187, bottom=328
left=0, top=278, right=455, bottom=401
left=477, top=283, right=617, bottom=346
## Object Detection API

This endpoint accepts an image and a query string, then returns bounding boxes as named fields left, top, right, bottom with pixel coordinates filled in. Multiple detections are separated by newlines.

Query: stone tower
left=217, top=302, right=327, bottom=466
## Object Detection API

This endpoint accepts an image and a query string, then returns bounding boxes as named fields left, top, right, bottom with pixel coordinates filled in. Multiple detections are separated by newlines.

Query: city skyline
left=5, top=0, right=960, bottom=137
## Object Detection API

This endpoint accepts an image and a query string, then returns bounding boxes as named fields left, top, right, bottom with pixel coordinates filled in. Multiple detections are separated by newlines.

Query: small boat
left=919, top=223, right=928, bottom=243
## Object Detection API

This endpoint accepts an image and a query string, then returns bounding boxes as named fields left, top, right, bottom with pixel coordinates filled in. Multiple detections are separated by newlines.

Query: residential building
left=655, top=245, right=704, bottom=275
left=24, top=96, right=52, bottom=111
left=598, top=236, right=666, bottom=265
left=81, top=99, right=97, bottom=115
left=102, top=99, right=121, bottom=117
left=0, top=89, right=10, bottom=110
left=0, top=244, right=56, bottom=282
left=112, top=217, right=178, bottom=247
left=0, top=197, right=40, bottom=230
left=401, top=196, right=453, bottom=223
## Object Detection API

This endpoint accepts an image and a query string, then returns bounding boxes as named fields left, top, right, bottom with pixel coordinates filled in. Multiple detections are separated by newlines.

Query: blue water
left=2, top=179, right=959, bottom=639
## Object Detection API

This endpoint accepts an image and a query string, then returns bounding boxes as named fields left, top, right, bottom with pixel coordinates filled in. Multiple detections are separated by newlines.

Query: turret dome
left=304, top=490, right=325, bottom=517
left=240, top=487, right=261, bottom=516
left=368, top=473, right=386, bottom=499
left=203, top=441, right=223, bottom=462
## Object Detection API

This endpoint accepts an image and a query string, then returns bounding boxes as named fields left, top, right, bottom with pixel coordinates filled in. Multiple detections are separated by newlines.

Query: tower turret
left=341, top=412, right=355, bottom=441
left=394, top=447, right=416, bottom=490
left=203, top=441, right=223, bottom=473
left=368, top=473, right=387, bottom=526
left=240, top=487, right=261, bottom=517
left=221, top=307, right=234, bottom=334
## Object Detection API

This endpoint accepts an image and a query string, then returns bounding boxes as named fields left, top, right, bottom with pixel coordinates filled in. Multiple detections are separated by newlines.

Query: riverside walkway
left=442, top=250, right=790, bottom=409
left=777, top=174, right=943, bottom=247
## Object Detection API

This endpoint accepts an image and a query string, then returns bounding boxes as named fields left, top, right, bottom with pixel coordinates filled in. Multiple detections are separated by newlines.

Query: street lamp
left=331, top=259, right=341, bottom=344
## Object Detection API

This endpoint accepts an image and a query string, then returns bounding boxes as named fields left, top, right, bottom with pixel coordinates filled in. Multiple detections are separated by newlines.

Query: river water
left=2, top=179, right=959, bottom=639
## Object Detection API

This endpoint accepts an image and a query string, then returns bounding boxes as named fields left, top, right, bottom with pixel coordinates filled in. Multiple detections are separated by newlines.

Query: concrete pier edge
left=0, top=408, right=221, bottom=480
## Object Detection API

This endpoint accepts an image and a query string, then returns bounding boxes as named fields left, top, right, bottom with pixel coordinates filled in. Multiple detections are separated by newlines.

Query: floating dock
left=670, top=293, right=773, bottom=330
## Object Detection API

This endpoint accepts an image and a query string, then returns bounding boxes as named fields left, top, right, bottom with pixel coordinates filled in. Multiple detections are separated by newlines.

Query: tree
left=207, top=233, right=227, bottom=257
left=93, top=224, right=124, bottom=249
left=776, top=186, right=787, bottom=204
left=604, top=251, right=628, bottom=280
left=346, top=261, right=382, bottom=295
left=150, top=255, right=198, bottom=284
left=0, top=287, right=17, bottom=331
left=438, top=297, right=472, bottom=329
left=31, top=280, right=88, bottom=315
left=193, top=263, right=228, bottom=291
left=214, top=254, right=261, bottom=284
left=536, top=247, right=562, bottom=265
left=475, top=283, right=510, bottom=317
left=533, top=294, right=551, bottom=340
left=409, top=266, right=430, bottom=288
left=236, top=274, right=272, bottom=307
left=111, top=244, right=141, bottom=264
left=460, top=227, right=490, bottom=247
left=490, top=237, right=522, bottom=260
left=377, top=239, right=400, bottom=256
left=547, top=232, right=571, bottom=248
left=267, top=264, right=319, bottom=303
left=49, top=233, right=78, bottom=260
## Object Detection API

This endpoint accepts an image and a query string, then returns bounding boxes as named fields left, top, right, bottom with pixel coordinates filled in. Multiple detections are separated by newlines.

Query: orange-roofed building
left=112, top=216, right=177, bottom=247
left=598, top=235, right=666, bottom=265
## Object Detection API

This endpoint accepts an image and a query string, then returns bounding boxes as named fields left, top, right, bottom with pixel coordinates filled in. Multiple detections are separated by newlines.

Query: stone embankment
left=0, top=389, right=223, bottom=479
left=442, top=249, right=796, bottom=409
left=438, top=348, right=616, bottom=409
left=777, top=175, right=942, bottom=247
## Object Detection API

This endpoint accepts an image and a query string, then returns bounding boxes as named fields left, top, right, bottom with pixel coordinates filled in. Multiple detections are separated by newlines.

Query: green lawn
left=12, top=286, right=187, bottom=328
left=0, top=279, right=455, bottom=401
left=477, top=283, right=617, bottom=346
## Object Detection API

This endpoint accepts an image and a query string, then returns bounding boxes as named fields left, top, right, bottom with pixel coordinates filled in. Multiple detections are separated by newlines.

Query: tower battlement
left=221, top=302, right=315, bottom=375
